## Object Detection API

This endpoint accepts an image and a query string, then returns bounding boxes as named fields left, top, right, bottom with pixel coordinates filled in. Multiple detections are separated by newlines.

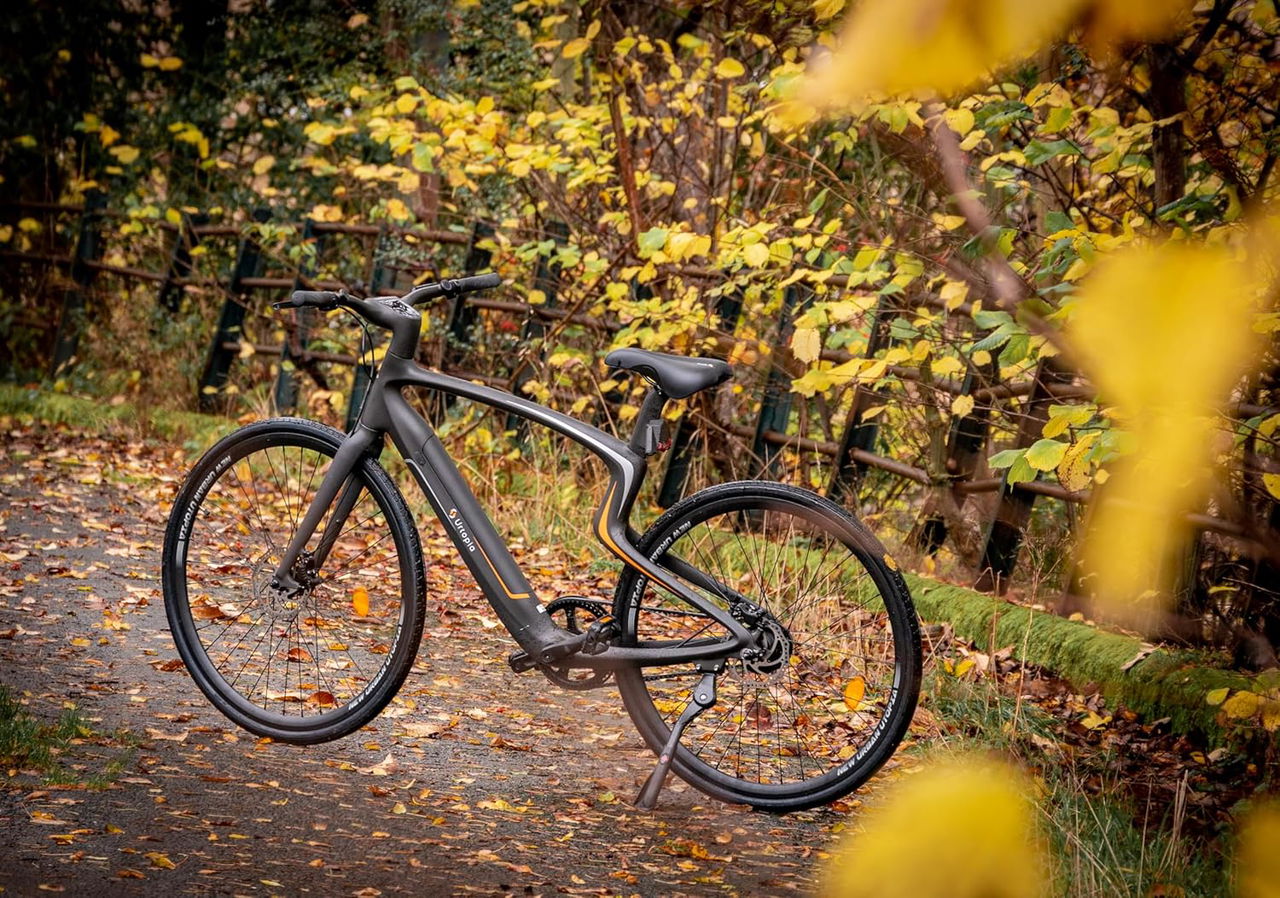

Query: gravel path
left=0, top=427, right=861, bottom=896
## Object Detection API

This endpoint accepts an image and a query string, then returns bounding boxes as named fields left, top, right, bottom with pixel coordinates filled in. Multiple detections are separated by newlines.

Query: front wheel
left=162, top=418, right=426, bottom=744
left=613, top=481, right=921, bottom=812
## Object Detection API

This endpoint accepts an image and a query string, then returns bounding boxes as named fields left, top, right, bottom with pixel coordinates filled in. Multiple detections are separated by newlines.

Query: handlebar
left=273, top=271, right=503, bottom=311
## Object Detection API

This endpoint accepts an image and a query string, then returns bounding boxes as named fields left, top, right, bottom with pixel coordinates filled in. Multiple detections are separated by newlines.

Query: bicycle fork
left=634, top=664, right=721, bottom=810
left=270, top=426, right=380, bottom=594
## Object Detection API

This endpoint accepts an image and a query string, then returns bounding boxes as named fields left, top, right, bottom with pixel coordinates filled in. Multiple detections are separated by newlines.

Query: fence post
left=345, top=225, right=392, bottom=432
left=975, top=358, right=1075, bottom=593
left=749, top=284, right=811, bottom=479
left=656, top=286, right=744, bottom=507
left=506, top=221, right=567, bottom=436
left=915, top=367, right=995, bottom=555
left=49, top=190, right=105, bottom=378
left=826, top=296, right=895, bottom=503
left=442, top=220, right=495, bottom=373
left=274, top=218, right=324, bottom=413
left=198, top=208, right=270, bottom=411
left=157, top=212, right=207, bottom=313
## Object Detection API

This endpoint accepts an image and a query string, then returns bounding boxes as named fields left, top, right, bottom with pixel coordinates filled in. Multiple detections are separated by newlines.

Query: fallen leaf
left=356, top=754, right=398, bottom=777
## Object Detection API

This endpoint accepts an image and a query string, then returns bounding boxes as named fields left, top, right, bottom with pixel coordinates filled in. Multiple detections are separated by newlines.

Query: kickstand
left=634, top=669, right=718, bottom=810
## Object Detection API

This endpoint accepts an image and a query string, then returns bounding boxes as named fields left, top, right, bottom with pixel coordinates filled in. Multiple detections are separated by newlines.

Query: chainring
left=540, top=596, right=613, bottom=691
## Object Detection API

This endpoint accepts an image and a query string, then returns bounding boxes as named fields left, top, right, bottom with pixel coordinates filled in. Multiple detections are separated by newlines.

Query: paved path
left=0, top=428, right=860, bottom=896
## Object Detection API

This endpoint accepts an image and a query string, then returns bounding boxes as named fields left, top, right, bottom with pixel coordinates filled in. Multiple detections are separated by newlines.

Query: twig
left=924, top=104, right=1074, bottom=360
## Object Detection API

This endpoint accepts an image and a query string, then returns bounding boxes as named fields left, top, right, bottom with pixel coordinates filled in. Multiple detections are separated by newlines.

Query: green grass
left=0, top=382, right=236, bottom=452
left=0, top=687, right=90, bottom=782
left=922, top=671, right=1232, bottom=898
left=0, top=686, right=136, bottom=788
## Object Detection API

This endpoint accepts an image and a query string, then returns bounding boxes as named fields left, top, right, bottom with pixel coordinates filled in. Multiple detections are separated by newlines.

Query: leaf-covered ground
left=0, top=427, right=875, bottom=896
left=0, top=423, right=1265, bottom=896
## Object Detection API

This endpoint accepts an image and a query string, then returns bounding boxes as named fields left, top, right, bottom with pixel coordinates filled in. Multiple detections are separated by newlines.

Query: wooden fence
left=2, top=194, right=1275, bottom=602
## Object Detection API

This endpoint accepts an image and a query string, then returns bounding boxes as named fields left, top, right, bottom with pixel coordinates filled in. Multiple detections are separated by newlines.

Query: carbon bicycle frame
left=270, top=348, right=755, bottom=671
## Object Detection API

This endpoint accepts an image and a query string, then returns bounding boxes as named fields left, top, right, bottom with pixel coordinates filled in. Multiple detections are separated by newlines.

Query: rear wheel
left=162, top=418, right=425, bottom=743
left=613, top=482, right=921, bottom=812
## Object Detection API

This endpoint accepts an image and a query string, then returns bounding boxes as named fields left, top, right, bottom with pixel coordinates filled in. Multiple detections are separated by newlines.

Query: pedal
left=582, top=615, right=617, bottom=654
left=507, top=649, right=538, bottom=673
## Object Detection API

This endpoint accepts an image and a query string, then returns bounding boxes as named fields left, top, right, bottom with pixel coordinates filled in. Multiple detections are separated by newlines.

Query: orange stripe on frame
left=475, top=539, right=531, bottom=600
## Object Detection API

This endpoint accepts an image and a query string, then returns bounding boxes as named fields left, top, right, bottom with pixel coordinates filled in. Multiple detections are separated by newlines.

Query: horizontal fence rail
left=2, top=196, right=1277, bottom=605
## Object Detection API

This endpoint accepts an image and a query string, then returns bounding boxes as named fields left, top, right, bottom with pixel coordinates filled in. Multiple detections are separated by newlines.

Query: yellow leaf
left=145, top=851, right=176, bottom=869
left=823, top=757, right=1046, bottom=898
left=943, top=107, right=975, bottom=137
left=951, top=394, right=975, bottom=417
left=940, top=280, right=969, bottom=310
left=395, top=93, right=418, bottom=114
left=158, top=56, right=183, bottom=71
left=806, top=0, right=1087, bottom=102
left=715, top=58, right=746, bottom=79
left=1263, top=473, right=1280, bottom=500
left=1081, top=0, right=1190, bottom=56
left=99, top=125, right=120, bottom=148
left=812, top=0, right=847, bottom=22
left=843, top=677, right=866, bottom=710
left=1056, top=432, right=1098, bottom=492
left=109, top=145, right=140, bottom=165
left=1261, top=700, right=1280, bottom=733
left=1071, top=242, right=1261, bottom=622
left=1024, top=439, right=1067, bottom=472
left=140, top=53, right=160, bottom=68
left=933, top=356, right=964, bottom=376
left=252, top=155, right=276, bottom=176
left=1222, top=690, right=1262, bottom=720
left=792, top=327, right=822, bottom=363
left=352, top=586, right=370, bottom=617
left=1205, top=687, right=1230, bottom=706
left=1237, top=800, right=1280, bottom=898
left=385, top=198, right=413, bottom=222
left=562, top=37, right=591, bottom=59
left=742, top=242, right=770, bottom=267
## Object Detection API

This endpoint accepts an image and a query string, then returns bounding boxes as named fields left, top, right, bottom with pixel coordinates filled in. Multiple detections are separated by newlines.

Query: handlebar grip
left=274, top=290, right=338, bottom=309
left=404, top=272, right=503, bottom=306
left=451, top=272, right=503, bottom=293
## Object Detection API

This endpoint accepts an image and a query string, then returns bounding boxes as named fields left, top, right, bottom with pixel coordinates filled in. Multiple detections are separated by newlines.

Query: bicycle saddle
left=605, top=348, right=731, bottom=399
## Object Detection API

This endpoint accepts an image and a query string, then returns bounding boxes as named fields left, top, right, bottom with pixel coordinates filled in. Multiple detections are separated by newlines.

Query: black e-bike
left=162, top=273, right=921, bottom=812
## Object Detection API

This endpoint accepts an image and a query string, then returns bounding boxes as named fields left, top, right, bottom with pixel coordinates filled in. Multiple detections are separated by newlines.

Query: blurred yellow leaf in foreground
left=1237, top=800, right=1280, bottom=898
left=1070, top=241, right=1262, bottom=623
left=822, top=757, right=1046, bottom=898
left=805, top=0, right=1193, bottom=103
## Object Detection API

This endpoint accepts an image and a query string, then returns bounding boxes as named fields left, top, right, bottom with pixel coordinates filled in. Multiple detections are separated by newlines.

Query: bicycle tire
left=613, top=481, right=921, bottom=812
left=162, top=418, right=426, bottom=744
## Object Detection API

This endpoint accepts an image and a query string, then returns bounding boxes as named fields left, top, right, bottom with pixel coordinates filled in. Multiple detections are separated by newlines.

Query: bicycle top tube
left=272, top=274, right=752, bottom=667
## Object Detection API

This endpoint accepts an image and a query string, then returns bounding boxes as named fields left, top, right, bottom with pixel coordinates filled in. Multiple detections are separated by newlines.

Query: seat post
left=629, top=387, right=669, bottom=456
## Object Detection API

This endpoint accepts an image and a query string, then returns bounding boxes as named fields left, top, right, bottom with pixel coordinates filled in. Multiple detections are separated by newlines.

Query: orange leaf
left=844, top=676, right=866, bottom=710
left=352, top=586, right=370, bottom=617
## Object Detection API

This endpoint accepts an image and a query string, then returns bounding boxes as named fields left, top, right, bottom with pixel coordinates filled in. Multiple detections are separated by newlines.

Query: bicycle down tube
left=270, top=349, right=754, bottom=670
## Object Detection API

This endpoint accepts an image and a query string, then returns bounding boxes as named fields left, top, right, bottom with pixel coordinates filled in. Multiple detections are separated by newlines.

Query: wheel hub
left=742, top=616, right=793, bottom=676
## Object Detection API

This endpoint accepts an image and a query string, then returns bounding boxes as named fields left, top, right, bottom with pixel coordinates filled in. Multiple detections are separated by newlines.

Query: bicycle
left=161, top=273, right=922, bottom=812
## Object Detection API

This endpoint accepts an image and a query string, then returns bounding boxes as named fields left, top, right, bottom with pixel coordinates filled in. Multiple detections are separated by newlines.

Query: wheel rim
left=174, top=436, right=410, bottom=730
left=622, top=497, right=908, bottom=797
